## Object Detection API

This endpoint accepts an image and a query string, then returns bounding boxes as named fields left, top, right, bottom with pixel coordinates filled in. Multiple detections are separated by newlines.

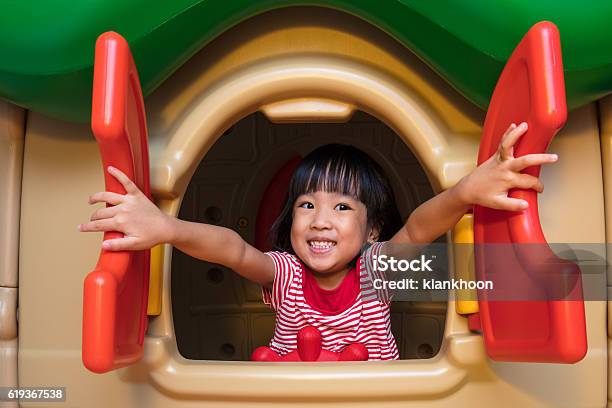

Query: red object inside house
left=251, top=325, right=369, bottom=361
left=254, top=155, right=302, bottom=251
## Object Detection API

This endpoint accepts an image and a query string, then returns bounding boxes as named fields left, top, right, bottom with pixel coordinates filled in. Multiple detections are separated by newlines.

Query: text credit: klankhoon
left=370, top=254, right=493, bottom=291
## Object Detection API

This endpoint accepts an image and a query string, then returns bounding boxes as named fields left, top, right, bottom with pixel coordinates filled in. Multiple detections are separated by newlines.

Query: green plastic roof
left=0, top=0, right=611, bottom=123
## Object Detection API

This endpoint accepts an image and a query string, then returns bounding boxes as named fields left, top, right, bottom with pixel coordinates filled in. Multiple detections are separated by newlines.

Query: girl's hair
left=270, top=144, right=403, bottom=253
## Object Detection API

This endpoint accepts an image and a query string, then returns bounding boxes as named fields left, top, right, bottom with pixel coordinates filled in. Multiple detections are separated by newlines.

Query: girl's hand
left=78, top=166, right=174, bottom=251
left=456, top=122, right=558, bottom=211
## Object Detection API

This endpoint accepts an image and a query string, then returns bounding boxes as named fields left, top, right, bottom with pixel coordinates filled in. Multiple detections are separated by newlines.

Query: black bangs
left=293, top=146, right=364, bottom=201
left=290, top=145, right=385, bottom=213
left=269, top=144, right=403, bottom=253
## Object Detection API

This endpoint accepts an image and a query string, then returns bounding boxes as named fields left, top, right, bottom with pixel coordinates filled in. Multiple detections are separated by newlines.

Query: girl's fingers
left=88, top=191, right=125, bottom=206
left=509, top=153, right=558, bottom=171
left=502, top=123, right=517, bottom=138
left=107, top=166, right=140, bottom=195
left=102, top=237, right=140, bottom=251
left=497, top=123, right=516, bottom=161
left=512, top=174, right=544, bottom=193
left=78, top=218, right=117, bottom=233
left=90, top=205, right=120, bottom=221
left=498, top=122, right=528, bottom=161
left=491, top=196, right=528, bottom=212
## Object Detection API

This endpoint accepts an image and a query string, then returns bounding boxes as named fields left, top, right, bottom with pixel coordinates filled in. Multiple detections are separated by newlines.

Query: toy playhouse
left=0, top=2, right=611, bottom=407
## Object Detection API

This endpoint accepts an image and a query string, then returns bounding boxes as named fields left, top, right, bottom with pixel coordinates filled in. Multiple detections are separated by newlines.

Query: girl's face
left=290, top=191, right=375, bottom=274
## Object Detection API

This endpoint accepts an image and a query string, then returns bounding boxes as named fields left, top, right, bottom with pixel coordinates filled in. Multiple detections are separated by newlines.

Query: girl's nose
left=310, top=208, right=332, bottom=230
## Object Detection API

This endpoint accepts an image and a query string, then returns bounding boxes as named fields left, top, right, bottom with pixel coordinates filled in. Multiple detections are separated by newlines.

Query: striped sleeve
left=360, top=241, right=394, bottom=304
left=261, top=251, right=296, bottom=311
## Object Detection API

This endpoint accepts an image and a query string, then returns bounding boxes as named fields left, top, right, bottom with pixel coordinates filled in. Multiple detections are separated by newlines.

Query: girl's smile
left=307, top=237, right=336, bottom=254
left=291, top=191, right=376, bottom=288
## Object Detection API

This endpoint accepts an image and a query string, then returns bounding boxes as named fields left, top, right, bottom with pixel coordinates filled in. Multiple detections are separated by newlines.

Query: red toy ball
left=251, top=326, right=369, bottom=362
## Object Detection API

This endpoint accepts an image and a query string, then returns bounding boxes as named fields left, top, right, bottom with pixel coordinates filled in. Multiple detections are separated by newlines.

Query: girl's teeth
left=310, top=241, right=335, bottom=249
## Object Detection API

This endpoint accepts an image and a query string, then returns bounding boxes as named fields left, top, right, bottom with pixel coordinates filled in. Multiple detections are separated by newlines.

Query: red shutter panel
left=473, top=22, right=587, bottom=363
left=83, top=32, right=152, bottom=373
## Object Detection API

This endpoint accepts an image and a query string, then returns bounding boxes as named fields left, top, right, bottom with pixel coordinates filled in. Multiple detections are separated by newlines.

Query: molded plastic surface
left=473, top=22, right=587, bottom=363
left=453, top=213, right=478, bottom=315
left=82, top=32, right=152, bottom=373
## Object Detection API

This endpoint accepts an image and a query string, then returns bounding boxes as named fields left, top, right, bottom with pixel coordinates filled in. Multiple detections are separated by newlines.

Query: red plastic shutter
left=474, top=22, right=587, bottom=363
left=83, top=32, right=152, bottom=373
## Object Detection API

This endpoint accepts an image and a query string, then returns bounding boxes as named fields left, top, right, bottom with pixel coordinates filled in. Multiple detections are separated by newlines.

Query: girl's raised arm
left=388, top=184, right=470, bottom=245
left=79, top=166, right=275, bottom=288
left=389, top=122, right=557, bottom=245
left=168, top=219, right=275, bottom=288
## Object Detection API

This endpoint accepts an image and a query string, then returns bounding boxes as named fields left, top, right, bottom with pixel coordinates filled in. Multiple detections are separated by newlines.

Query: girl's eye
left=335, top=203, right=351, bottom=211
left=298, top=202, right=314, bottom=209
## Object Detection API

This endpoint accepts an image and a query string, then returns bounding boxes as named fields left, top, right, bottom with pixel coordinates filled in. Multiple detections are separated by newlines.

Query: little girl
left=79, top=122, right=556, bottom=360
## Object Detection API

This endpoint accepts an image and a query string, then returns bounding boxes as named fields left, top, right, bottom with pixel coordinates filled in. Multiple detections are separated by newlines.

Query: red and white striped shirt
left=262, top=242, right=399, bottom=360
